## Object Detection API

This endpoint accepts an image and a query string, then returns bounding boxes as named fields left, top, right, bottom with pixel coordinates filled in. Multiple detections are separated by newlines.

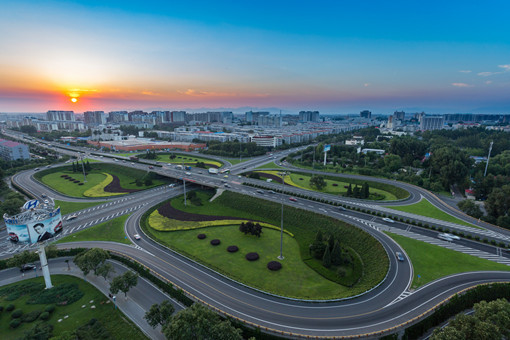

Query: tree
left=73, top=248, right=110, bottom=277
left=384, top=154, right=402, bottom=172
left=45, top=244, right=58, bottom=259
left=110, top=271, right=138, bottom=299
left=315, top=230, right=323, bottom=243
left=327, top=235, right=335, bottom=251
left=96, top=262, right=115, bottom=282
left=8, top=250, right=38, bottom=270
left=331, top=241, right=343, bottom=265
left=353, top=185, right=361, bottom=198
left=431, top=298, right=510, bottom=340
left=485, top=185, right=510, bottom=224
left=309, top=175, right=327, bottom=190
left=144, top=300, right=175, bottom=328
left=430, top=146, right=471, bottom=190
left=144, top=178, right=153, bottom=186
left=457, top=200, right=483, bottom=219
left=346, top=184, right=352, bottom=197
left=362, top=182, right=370, bottom=199
left=162, top=304, right=242, bottom=340
left=72, top=162, right=76, bottom=173
left=322, top=245, right=332, bottom=268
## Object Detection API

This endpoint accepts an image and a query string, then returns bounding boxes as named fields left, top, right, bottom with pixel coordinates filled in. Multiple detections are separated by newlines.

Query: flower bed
left=267, top=261, right=282, bottom=271
left=197, top=234, right=206, bottom=239
left=210, top=239, right=220, bottom=246
left=227, top=245, right=239, bottom=253
left=245, top=252, right=259, bottom=261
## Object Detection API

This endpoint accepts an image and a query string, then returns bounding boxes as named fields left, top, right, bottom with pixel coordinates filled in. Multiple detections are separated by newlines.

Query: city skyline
left=1, top=0, right=510, bottom=114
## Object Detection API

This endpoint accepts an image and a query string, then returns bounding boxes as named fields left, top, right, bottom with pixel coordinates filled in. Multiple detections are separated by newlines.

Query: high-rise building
left=299, top=111, right=320, bottom=122
left=108, top=111, right=128, bottom=123
left=46, top=111, right=75, bottom=121
left=420, top=115, right=445, bottom=131
left=394, top=111, right=405, bottom=120
left=84, top=111, right=106, bottom=125
left=0, top=139, right=30, bottom=161
left=360, top=110, right=372, bottom=119
left=168, top=111, right=186, bottom=122
left=245, top=111, right=270, bottom=123
left=258, top=114, right=282, bottom=127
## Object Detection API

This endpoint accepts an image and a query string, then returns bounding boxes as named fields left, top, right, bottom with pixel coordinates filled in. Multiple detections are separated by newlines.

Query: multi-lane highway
left=2, top=132, right=510, bottom=338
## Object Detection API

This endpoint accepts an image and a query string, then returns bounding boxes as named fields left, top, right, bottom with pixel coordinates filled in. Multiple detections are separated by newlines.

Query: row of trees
left=71, top=160, right=91, bottom=173
left=309, top=231, right=351, bottom=269
left=345, top=183, right=370, bottom=199
left=239, top=221, right=263, bottom=237
left=202, top=141, right=267, bottom=158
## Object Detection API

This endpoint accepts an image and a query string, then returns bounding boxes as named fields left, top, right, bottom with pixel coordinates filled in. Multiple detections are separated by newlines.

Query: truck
left=185, top=166, right=192, bottom=170
left=208, top=168, right=218, bottom=174
left=129, top=156, right=139, bottom=161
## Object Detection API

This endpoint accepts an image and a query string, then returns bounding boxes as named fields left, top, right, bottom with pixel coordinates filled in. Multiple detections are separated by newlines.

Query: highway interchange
left=2, top=133, right=510, bottom=338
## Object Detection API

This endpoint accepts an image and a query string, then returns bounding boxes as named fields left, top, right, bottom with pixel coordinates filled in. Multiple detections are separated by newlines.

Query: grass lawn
left=56, top=215, right=132, bottom=245
left=55, top=200, right=106, bottom=215
left=149, top=225, right=350, bottom=299
left=153, top=153, right=223, bottom=168
left=36, top=163, right=168, bottom=198
left=0, top=275, right=147, bottom=340
left=255, top=161, right=285, bottom=170
left=386, top=232, right=510, bottom=289
left=386, top=199, right=480, bottom=228
left=254, top=170, right=398, bottom=200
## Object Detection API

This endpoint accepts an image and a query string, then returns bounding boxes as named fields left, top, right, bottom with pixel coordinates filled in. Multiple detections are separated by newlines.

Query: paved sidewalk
left=0, top=258, right=185, bottom=340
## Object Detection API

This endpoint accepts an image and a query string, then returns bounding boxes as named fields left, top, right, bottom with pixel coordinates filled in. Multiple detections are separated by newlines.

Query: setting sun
left=70, top=97, right=77, bottom=103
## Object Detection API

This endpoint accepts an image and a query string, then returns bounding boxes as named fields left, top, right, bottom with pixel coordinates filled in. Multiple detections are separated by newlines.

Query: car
left=114, top=159, right=118, bottom=162
left=395, top=252, right=405, bottom=262
left=46, top=165, right=51, bottom=168
left=20, top=263, right=36, bottom=272
left=444, top=233, right=461, bottom=240
left=224, top=183, right=230, bottom=188
left=289, top=197, right=297, bottom=202
left=43, top=199, right=49, bottom=204
left=256, top=190, right=264, bottom=194
left=438, top=233, right=454, bottom=242
left=131, top=162, right=135, bottom=165
left=223, top=175, right=229, bottom=178
left=34, top=168, right=39, bottom=171
left=197, top=171, right=203, bottom=174
left=66, top=214, right=78, bottom=221
left=382, top=217, right=395, bottom=223
left=339, top=206, right=347, bottom=211
left=168, top=184, right=176, bottom=188
left=148, top=166, right=154, bottom=169
left=185, top=172, right=192, bottom=176
left=238, top=175, right=242, bottom=178
left=268, top=190, right=275, bottom=194
left=134, top=234, right=141, bottom=240
left=41, top=194, right=47, bottom=198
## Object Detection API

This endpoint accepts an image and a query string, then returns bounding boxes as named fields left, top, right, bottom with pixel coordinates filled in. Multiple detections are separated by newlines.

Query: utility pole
left=182, top=160, right=187, bottom=206
left=484, top=141, right=493, bottom=177
left=278, top=171, right=287, bottom=260
left=80, top=154, right=87, bottom=183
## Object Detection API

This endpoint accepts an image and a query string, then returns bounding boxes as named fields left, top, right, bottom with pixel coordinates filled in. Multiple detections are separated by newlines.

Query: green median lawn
left=386, top=232, right=510, bottom=289
left=56, top=215, right=132, bottom=245
left=254, top=161, right=285, bottom=170
left=55, top=200, right=106, bottom=215
left=386, top=199, right=480, bottom=228
left=0, top=275, right=147, bottom=340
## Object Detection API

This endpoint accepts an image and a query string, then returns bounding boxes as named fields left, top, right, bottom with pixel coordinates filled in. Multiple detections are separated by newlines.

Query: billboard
left=324, top=144, right=331, bottom=152
left=5, top=208, right=62, bottom=244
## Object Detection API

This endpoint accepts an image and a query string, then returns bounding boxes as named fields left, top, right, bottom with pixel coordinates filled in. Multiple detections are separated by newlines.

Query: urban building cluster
left=0, top=138, right=30, bottom=161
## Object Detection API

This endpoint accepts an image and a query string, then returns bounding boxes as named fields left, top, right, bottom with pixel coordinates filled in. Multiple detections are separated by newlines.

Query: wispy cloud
left=458, top=70, right=471, bottom=73
left=363, top=83, right=370, bottom=87
left=451, top=83, right=474, bottom=88
left=477, top=71, right=501, bottom=77
left=485, top=80, right=493, bottom=84
left=141, top=90, right=160, bottom=96
left=499, top=64, right=510, bottom=72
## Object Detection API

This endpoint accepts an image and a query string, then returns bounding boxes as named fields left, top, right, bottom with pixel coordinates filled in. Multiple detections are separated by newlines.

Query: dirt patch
left=157, top=202, right=237, bottom=221
left=103, top=174, right=142, bottom=193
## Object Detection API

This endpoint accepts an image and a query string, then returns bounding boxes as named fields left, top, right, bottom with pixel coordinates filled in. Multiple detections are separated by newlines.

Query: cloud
left=499, top=64, right=510, bottom=72
left=451, top=83, right=474, bottom=88
left=458, top=70, right=471, bottom=73
left=477, top=71, right=501, bottom=77
left=141, top=90, right=160, bottom=96
left=485, top=80, right=493, bottom=85
left=363, top=83, right=370, bottom=87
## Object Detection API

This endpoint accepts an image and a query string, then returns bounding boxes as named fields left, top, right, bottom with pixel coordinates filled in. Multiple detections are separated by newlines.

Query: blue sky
left=1, top=0, right=509, bottom=114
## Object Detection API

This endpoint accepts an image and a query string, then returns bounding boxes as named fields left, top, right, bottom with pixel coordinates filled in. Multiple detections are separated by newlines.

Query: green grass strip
left=386, top=232, right=510, bottom=289
left=56, top=214, right=132, bottom=245
left=386, top=199, right=481, bottom=229
left=55, top=200, right=106, bottom=215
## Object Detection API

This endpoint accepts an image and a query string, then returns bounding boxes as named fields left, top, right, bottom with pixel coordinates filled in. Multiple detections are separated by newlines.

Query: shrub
left=332, top=183, right=338, bottom=186
left=210, top=239, right=221, bottom=246
left=0, top=306, right=3, bottom=312
left=227, top=246, right=239, bottom=253
left=39, top=312, right=50, bottom=320
left=245, top=252, right=259, bottom=261
left=22, top=310, right=41, bottom=323
left=267, top=261, right=282, bottom=271
left=6, top=304, right=15, bottom=312
left=197, top=234, right=206, bottom=240
left=10, top=319, right=21, bottom=328
left=45, top=304, right=55, bottom=313
left=79, top=183, right=84, bottom=186
left=11, top=309, right=23, bottom=318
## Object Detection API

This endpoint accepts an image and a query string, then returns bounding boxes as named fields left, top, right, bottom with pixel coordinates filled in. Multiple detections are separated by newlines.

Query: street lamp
left=79, top=154, right=87, bottom=183
left=278, top=171, right=289, bottom=260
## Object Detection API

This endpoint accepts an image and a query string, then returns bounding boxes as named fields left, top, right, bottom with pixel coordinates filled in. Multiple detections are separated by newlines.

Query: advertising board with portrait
left=5, top=208, right=62, bottom=244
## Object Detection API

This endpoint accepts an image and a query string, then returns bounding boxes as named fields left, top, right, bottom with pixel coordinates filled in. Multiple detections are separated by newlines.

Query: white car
left=66, top=214, right=78, bottom=221
left=444, top=233, right=461, bottom=240
left=438, top=233, right=454, bottom=242
left=185, top=172, right=192, bottom=176
left=382, top=217, right=395, bottom=223
left=134, top=234, right=141, bottom=240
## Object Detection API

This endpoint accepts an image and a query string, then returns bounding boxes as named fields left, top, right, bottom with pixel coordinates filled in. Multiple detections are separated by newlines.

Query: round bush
left=39, top=312, right=50, bottom=321
left=267, top=261, right=282, bottom=271
left=227, top=245, right=239, bottom=253
left=6, top=304, right=15, bottom=312
left=44, top=305, right=55, bottom=313
left=11, top=309, right=23, bottom=319
left=299, top=178, right=303, bottom=180
left=210, top=239, right=221, bottom=246
left=245, top=252, right=259, bottom=261
left=9, top=319, right=21, bottom=328
left=332, top=183, right=338, bottom=186
left=197, top=234, right=206, bottom=240
left=22, top=310, right=41, bottom=323
left=78, top=183, right=84, bottom=185
left=0, top=305, right=4, bottom=312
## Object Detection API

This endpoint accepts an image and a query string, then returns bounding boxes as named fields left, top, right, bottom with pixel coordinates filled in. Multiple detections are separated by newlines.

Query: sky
left=1, top=0, right=510, bottom=114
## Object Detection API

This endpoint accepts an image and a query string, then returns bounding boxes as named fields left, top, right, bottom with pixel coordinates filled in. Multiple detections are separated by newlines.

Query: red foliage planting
left=227, top=245, right=239, bottom=253
left=157, top=202, right=236, bottom=221
left=267, top=261, right=282, bottom=271
left=103, top=174, right=141, bottom=193
left=210, top=239, right=221, bottom=246
left=245, top=252, right=259, bottom=261
left=197, top=234, right=206, bottom=239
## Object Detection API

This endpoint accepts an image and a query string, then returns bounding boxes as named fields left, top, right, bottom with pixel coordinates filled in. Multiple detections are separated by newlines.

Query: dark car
left=395, top=252, right=405, bottom=262
left=20, top=263, right=36, bottom=272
